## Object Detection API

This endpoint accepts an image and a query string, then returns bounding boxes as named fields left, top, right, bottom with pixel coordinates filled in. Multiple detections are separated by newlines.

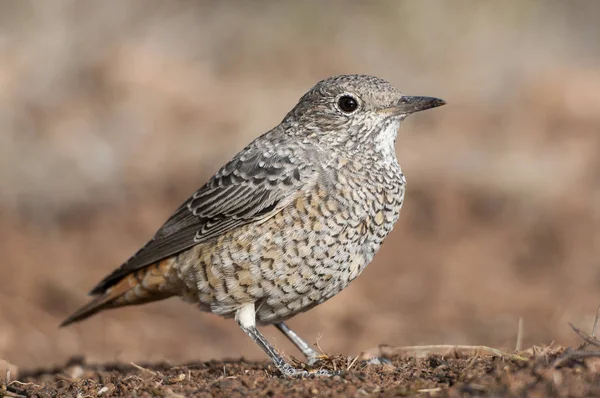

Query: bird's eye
left=337, top=95, right=359, bottom=113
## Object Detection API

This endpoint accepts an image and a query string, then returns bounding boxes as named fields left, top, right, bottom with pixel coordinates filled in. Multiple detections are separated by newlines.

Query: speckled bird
left=61, top=74, right=445, bottom=377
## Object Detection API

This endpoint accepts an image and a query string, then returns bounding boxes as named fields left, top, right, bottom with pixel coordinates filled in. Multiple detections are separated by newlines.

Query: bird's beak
left=378, top=96, right=446, bottom=116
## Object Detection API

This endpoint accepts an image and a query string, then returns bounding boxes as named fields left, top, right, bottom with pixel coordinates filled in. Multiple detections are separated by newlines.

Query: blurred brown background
left=1, top=0, right=600, bottom=370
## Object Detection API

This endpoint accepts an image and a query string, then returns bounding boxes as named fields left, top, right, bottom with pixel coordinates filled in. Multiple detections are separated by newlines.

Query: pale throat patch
left=374, top=118, right=401, bottom=155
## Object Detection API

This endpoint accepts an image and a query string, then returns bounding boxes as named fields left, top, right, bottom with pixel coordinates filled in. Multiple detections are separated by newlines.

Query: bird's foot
left=310, top=368, right=339, bottom=377
left=307, top=353, right=330, bottom=366
left=279, top=363, right=338, bottom=378
left=363, top=356, right=392, bottom=366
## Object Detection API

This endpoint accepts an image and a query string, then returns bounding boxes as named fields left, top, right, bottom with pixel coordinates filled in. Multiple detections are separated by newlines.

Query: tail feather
left=60, top=259, right=175, bottom=327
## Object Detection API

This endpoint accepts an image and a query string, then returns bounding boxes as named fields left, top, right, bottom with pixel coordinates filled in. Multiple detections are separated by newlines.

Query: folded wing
left=90, top=135, right=316, bottom=294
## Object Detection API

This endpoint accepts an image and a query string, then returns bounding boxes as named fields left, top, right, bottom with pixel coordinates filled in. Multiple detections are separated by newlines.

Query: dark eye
left=337, top=95, right=358, bottom=113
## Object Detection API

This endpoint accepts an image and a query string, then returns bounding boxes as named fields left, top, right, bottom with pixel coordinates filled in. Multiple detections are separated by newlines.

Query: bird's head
left=284, top=74, right=445, bottom=153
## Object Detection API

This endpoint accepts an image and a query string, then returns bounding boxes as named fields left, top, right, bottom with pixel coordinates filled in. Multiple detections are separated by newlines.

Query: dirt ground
left=4, top=341, right=600, bottom=397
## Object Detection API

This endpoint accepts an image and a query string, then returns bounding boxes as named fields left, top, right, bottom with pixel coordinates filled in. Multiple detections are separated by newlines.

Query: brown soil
left=4, top=344, right=600, bottom=397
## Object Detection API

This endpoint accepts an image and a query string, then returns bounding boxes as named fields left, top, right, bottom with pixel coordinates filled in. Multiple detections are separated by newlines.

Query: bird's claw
left=364, top=356, right=392, bottom=365
left=279, top=363, right=338, bottom=378
left=311, top=368, right=339, bottom=377
left=307, top=354, right=330, bottom=366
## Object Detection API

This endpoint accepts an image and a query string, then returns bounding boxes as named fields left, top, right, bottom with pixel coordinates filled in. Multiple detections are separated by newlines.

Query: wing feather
left=90, top=134, right=315, bottom=294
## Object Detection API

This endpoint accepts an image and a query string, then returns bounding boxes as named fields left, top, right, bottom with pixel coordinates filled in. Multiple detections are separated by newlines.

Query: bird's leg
left=275, top=322, right=322, bottom=365
left=235, top=303, right=332, bottom=377
left=275, top=322, right=391, bottom=368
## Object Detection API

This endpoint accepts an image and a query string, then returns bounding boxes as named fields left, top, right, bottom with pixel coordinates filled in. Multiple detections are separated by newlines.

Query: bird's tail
left=60, top=259, right=175, bottom=327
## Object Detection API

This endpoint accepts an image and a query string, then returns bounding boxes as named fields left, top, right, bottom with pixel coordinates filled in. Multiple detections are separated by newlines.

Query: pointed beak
left=378, top=96, right=446, bottom=116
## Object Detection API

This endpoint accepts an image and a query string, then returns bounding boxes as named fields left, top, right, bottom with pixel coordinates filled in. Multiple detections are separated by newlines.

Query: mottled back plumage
left=62, top=74, right=445, bottom=377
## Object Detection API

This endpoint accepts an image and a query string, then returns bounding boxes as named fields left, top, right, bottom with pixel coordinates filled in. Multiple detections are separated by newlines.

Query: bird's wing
left=90, top=134, right=316, bottom=294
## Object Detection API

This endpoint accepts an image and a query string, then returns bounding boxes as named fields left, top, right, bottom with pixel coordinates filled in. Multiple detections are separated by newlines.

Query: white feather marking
left=375, top=118, right=401, bottom=159
left=235, top=302, right=256, bottom=328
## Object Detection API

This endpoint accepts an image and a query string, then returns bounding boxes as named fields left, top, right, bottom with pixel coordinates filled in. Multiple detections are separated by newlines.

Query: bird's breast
left=170, top=159, right=406, bottom=323
left=324, top=158, right=405, bottom=257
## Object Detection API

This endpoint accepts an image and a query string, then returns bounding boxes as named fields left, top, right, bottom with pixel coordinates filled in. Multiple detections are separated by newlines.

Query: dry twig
left=515, top=317, right=524, bottom=352
left=361, top=344, right=528, bottom=362
left=577, top=305, right=600, bottom=350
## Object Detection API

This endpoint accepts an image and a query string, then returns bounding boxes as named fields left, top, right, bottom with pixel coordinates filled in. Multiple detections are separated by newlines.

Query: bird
left=61, top=74, right=445, bottom=377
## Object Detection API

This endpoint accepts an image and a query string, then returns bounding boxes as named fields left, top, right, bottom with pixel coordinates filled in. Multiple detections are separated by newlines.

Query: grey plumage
left=62, top=74, right=445, bottom=377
